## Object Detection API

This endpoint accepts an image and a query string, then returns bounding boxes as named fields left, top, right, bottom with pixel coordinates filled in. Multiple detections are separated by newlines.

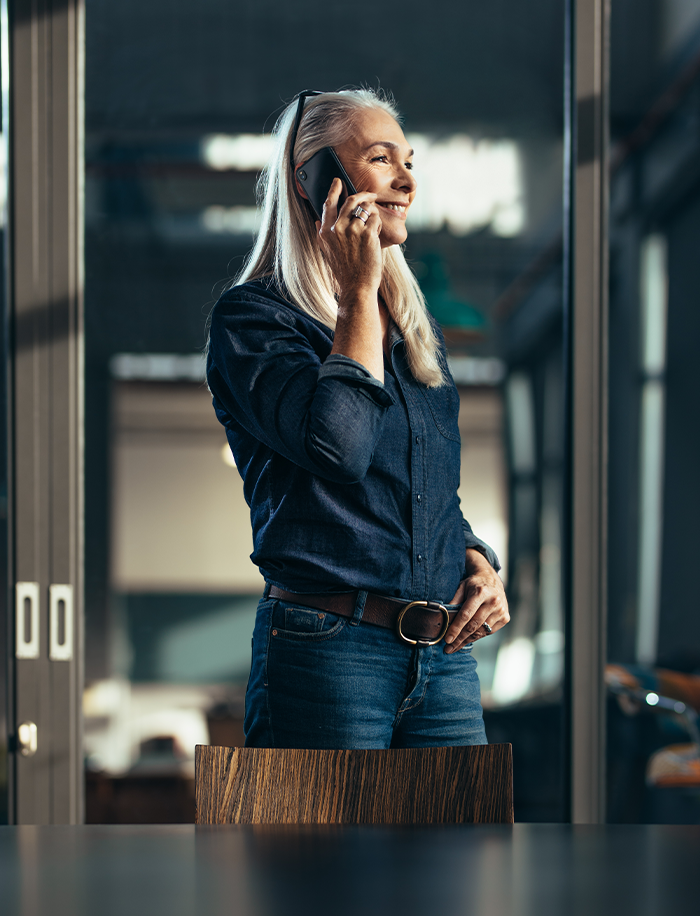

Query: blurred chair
left=195, top=744, right=513, bottom=825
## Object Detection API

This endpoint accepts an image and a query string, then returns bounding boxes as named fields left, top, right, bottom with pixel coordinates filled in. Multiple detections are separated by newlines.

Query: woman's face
left=334, top=108, right=417, bottom=248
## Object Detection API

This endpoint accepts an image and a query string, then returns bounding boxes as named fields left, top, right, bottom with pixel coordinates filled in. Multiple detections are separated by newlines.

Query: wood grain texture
left=195, top=745, right=513, bottom=825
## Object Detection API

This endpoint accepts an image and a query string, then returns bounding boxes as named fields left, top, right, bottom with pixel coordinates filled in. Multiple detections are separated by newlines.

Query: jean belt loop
left=263, top=582, right=271, bottom=599
left=350, top=590, right=367, bottom=626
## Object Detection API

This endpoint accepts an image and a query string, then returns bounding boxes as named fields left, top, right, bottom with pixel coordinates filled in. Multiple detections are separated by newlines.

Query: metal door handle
left=49, top=584, right=74, bottom=661
left=15, top=582, right=40, bottom=659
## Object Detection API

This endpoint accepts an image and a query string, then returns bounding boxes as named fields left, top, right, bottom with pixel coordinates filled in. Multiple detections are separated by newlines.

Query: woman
left=207, top=88, right=510, bottom=748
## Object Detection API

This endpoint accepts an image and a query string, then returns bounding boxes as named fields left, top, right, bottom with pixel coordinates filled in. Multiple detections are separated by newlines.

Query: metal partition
left=3, top=0, right=84, bottom=824
left=566, top=0, right=609, bottom=824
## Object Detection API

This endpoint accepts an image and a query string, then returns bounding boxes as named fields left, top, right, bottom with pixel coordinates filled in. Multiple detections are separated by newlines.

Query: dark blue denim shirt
left=206, top=279, right=500, bottom=602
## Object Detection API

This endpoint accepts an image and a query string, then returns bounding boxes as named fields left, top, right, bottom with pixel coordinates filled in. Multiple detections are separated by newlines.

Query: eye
left=371, top=155, right=389, bottom=163
left=405, top=162, right=414, bottom=170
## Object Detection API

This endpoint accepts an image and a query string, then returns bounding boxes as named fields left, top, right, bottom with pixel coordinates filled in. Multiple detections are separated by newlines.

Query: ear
left=294, top=164, right=309, bottom=200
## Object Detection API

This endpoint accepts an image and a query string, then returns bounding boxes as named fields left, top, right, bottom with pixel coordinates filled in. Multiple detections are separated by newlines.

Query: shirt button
left=417, top=554, right=423, bottom=562
left=415, top=436, right=421, bottom=444
left=416, top=494, right=422, bottom=503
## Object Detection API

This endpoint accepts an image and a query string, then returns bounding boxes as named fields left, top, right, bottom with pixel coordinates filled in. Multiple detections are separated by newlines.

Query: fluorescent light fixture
left=636, top=234, right=668, bottom=666
left=199, top=132, right=525, bottom=238
left=110, top=353, right=206, bottom=382
left=406, top=133, right=525, bottom=237
left=202, top=205, right=262, bottom=235
left=507, top=373, right=536, bottom=474
left=201, top=134, right=275, bottom=171
left=448, top=356, right=506, bottom=386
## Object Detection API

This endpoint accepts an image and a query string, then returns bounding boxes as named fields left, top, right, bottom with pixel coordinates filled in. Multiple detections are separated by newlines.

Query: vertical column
left=5, top=0, right=84, bottom=824
left=567, top=0, right=610, bottom=824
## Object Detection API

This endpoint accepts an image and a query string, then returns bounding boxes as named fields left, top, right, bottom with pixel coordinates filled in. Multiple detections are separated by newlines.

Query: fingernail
left=444, top=634, right=454, bottom=644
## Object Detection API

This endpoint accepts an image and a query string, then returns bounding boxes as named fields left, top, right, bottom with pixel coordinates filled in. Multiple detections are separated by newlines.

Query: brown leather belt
left=268, top=586, right=458, bottom=646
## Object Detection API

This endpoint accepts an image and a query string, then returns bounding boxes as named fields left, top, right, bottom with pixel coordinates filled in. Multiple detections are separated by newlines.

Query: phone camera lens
left=298, top=170, right=307, bottom=180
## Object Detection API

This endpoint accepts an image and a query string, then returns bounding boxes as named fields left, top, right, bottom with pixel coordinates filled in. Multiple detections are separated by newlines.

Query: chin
left=380, top=230, right=408, bottom=249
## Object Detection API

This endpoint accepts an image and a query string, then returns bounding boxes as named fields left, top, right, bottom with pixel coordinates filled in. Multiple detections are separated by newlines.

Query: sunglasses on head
left=288, top=90, right=324, bottom=170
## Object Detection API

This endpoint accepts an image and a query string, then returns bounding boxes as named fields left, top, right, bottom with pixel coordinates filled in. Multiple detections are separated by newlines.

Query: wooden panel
left=195, top=745, right=513, bottom=825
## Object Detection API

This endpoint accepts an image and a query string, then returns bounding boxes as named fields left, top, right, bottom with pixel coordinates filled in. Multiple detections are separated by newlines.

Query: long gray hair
left=236, top=89, right=445, bottom=387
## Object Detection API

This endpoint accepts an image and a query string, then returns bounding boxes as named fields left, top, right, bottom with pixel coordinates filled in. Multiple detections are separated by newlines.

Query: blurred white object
left=83, top=680, right=234, bottom=776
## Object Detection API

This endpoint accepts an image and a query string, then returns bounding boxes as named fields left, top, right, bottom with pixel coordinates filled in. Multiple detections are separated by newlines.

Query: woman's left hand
left=443, top=549, right=510, bottom=652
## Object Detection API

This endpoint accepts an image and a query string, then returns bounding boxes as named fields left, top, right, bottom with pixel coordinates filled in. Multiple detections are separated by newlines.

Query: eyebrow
left=362, top=141, right=415, bottom=157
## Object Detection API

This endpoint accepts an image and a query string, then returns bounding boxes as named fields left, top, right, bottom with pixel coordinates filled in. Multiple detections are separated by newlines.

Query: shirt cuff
left=319, top=354, right=395, bottom=408
left=462, top=519, right=501, bottom=573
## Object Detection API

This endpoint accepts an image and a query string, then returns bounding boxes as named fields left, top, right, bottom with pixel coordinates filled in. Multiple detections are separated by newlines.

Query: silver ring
left=482, top=622, right=493, bottom=635
left=351, top=205, right=369, bottom=223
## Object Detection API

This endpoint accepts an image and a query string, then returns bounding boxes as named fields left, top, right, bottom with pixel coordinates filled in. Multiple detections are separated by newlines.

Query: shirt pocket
left=418, top=383, right=461, bottom=442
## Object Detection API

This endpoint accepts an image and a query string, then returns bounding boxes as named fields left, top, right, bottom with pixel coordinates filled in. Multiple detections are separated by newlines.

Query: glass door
left=82, top=0, right=567, bottom=822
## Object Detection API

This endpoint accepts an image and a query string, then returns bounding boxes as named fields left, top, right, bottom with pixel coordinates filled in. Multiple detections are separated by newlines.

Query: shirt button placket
left=411, top=425, right=427, bottom=596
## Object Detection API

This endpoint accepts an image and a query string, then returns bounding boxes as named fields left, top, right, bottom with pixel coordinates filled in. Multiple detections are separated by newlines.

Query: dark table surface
left=1, top=823, right=698, bottom=916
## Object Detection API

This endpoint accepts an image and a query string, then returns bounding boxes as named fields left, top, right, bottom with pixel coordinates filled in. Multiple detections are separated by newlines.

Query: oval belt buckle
left=396, top=600, right=450, bottom=647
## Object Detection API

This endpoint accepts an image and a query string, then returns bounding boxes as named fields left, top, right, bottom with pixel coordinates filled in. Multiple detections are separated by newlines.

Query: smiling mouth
left=378, top=203, right=408, bottom=214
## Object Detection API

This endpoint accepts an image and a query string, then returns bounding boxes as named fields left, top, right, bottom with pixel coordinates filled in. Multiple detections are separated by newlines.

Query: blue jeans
left=244, top=591, right=487, bottom=748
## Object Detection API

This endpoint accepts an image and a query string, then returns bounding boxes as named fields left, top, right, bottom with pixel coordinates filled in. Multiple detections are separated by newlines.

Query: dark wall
left=658, top=191, right=700, bottom=662
left=85, top=0, right=674, bottom=140
left=610, top=0, right=663, bottom=131
left=607, top=224, right=644, bottom=663
left=86, top=0, right=564, bottom=136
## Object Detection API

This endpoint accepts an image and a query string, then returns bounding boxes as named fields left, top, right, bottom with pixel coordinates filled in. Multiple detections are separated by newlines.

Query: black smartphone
left=296, top=147, right=357, bottom=221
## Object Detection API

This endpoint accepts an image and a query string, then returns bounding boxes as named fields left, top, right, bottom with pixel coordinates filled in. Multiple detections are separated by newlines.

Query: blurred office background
left=605, top=0, right=700, bottom=824
left=78, top=0, right=566, bottom=824
left=2, top=0, right=700, bottom=824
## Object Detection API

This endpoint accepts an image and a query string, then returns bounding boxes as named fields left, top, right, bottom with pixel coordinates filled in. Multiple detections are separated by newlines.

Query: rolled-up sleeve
left=207, top=291, right=395, bottom=484
left=462, top=517, right=501, bottom=573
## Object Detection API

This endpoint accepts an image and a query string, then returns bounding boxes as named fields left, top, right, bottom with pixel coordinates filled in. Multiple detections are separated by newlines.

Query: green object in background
left=415, top=252, right=486, bottom=330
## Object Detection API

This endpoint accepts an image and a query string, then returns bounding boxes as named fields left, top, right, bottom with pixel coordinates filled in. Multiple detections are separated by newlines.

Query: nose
left=393, top=162, right=417, bottom=193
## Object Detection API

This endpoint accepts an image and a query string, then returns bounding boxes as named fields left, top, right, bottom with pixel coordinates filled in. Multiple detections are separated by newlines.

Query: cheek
left=348, top=163, right=380, bottom=193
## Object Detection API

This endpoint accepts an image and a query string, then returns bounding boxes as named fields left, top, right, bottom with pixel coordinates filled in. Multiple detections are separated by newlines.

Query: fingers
left=317, top=184, right=383, bottom=291
left=319, top=185, right=380, bottom=241
left=444, top=605, right=508, bottom=653
left=342, top=197, right=383, bottom=244
left=443, top=578, right=510, bottom=654
left=319, top=178, right=344, bottom=234
left=335, top=193, right=380, bottom=233
left=443, top=586, right=490, bottom=648
left=356, top=209, right=382, bottom=238
left=338, top=190, right=378, bottom=219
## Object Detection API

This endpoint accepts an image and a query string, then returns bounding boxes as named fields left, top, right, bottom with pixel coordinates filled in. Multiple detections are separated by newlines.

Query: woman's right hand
left=317, top=179, right=383, bottom=294
left=320, top=179, right=386, bottom=381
